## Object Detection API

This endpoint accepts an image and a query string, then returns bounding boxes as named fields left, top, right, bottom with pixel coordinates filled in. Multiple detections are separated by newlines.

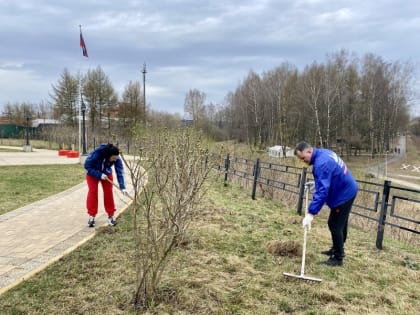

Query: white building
left=31, top=119, right=61, bottom=128
left=268, top=145, right=294, bottom=158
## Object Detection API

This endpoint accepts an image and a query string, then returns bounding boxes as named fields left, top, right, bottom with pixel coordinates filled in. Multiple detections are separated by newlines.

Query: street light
left=81, top=93, right=87, bottom=155
left=142, top=63, right=147, bottom=124
left=25, top=113, right=31, bottom=146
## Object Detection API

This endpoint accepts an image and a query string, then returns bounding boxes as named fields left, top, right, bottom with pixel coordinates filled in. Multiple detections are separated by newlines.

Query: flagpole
left=78, top=24, right=89, bottom=159
left=78, top=25, right=82, bottom=156
left=78, top=81, right=82, bottom=155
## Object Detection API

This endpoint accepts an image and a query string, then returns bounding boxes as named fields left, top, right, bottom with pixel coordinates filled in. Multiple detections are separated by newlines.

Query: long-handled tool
left=105, top=177, right=134, bottom=200
left=283, top=182, right=322, bottom=283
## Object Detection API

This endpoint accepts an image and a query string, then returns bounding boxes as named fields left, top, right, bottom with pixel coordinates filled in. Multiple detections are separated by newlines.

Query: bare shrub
left=125, top=128, right=214, bottom=310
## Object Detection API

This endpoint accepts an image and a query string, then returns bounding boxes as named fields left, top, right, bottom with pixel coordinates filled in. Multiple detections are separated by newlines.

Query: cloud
left=0, top=68, right=51, bottom=105
left=0, top=0, right=420, bottom=114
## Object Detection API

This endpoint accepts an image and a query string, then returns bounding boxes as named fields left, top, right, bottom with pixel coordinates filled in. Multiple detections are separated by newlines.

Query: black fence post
left=224, top=153, right=230, bottom=186
left=376, top=180, right=391, bottom=249
left=296, top=167, right=308, bottom=215
left=251, top=158, right=260, bottom=200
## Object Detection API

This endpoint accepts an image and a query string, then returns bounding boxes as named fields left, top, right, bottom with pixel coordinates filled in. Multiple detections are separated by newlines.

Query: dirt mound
left=266, top=240, right=301, bottom=257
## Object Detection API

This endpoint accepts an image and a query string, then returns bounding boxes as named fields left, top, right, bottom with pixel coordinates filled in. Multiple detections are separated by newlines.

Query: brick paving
left=0, top=147, right=133, bottom=295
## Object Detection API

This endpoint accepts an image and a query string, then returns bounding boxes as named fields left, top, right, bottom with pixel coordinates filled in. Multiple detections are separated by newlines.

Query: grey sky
left=1, top=0, right=420, bottom=115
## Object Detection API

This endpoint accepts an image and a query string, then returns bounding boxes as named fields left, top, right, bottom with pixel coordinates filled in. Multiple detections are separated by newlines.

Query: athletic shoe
left=108, top=216, right=117, bottom=226
left=323, top=256, right=343, bottom=266
left=88, top=216, right=95, bottom=228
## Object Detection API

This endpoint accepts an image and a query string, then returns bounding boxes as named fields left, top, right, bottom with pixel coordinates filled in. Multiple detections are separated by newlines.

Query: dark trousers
left=328, top=195, right=357, bottom=259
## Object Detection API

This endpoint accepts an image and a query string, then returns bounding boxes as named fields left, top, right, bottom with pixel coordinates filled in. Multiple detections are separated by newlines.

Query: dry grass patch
left=266, top=240, right=301, bottom=257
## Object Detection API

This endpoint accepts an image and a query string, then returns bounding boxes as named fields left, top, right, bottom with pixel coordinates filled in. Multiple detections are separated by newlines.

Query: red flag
left=80, top=31, right=88, bottom=57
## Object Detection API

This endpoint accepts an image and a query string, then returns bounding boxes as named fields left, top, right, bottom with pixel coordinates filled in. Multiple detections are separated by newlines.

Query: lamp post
left=142, top=63, right=147, bottom=124
left=23, top=113, right=32, bottom=152
left=25, top=114, right=30, bottom=146
left=81, top=93, right=87, bottom=155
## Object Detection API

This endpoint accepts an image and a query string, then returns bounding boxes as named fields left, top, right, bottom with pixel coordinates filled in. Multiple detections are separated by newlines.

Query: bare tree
left=262, top=63, right=301, bottom=151
left=360, top=54, right=389, bottom=156
left=184, top=88, right=206, bottom=128
left=83, top=66, right=117, bottom=134
left=241, top=71, right=264, bottom=147
left=219, top=50, right=411, bottom=155
left=300, top=62, right=325, bottom=146
left=147, top=109, right=182, bottom=129
left=119, top=81, right=144, bottom=134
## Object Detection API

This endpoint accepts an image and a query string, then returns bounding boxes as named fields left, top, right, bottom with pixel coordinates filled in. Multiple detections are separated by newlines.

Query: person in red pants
left=84, top=143, right=127, bottom=227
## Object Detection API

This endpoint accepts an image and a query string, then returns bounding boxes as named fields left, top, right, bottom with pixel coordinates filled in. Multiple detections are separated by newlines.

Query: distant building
left=31, top=119, right=61, bottom=128
left=268, top=145, right=294, bottom=158
left=0, top=115, right=61, bottom=138
left=181, top=119, right=194, bottom=127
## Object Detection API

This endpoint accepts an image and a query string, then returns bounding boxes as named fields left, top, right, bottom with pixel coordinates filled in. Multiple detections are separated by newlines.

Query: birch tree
left=184, top=88, right=206, bottom=128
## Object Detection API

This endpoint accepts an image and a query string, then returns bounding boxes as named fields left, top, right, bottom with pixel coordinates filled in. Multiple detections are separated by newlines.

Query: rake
left=283, top=182, right=322, bottom=283
left=105, top=177, right=134, bottom=200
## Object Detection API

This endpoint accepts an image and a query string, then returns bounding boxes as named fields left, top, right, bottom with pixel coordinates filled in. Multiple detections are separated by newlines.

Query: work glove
left=101, top=173, right=108, bottom=180
left=305, top=181, right=315, bottom=193
left=302, top=213, right=314, bottom=230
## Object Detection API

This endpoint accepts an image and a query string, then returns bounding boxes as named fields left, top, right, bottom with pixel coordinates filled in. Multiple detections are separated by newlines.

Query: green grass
left=0, top=164, right=85, bottom=215
left=0, top=147, right=23, bottom=152
left=0, top=139, right=60, bottom=150
left=0, top=177, right=418, bottom=314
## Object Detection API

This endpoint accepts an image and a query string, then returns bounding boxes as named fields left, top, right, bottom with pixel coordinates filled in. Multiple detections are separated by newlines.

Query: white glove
left=302, top=213, right=314, bottom=229
left=305, top=181, right=315, bottom=193
left=101, top=173, right=108, bottom=180
left=121, top=189, right=128, bottom=196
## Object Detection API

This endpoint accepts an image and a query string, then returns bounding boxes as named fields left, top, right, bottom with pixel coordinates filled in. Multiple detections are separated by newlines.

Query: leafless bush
left=125, top=128, right=215, bottom=310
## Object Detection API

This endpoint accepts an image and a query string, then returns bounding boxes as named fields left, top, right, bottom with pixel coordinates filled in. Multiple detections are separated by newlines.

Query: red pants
left=86, top=174, right=115, bottom=217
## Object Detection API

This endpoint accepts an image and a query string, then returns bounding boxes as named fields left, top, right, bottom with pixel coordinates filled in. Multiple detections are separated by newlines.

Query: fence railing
left=215, top=153, right=420, bottom=249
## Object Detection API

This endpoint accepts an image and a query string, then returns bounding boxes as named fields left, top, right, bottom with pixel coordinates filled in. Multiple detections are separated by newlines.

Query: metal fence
left=216, top=153, right=420, bottom=249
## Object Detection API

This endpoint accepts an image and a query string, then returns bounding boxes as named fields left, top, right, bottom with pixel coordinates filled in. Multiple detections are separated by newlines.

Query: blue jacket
left=308, top=148, right=358, bottom=215
left=84, top=144, right=126, bottom=190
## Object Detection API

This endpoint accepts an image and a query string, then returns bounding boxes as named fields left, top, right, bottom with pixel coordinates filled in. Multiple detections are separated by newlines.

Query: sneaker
left=88, top=216, right=95, bottom=228
left=108, top=216, right=117, bottom=226
left=323, top=256, right=343, bottom=267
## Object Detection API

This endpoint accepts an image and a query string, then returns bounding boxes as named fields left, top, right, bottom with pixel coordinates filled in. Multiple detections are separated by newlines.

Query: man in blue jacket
left=84, top=143, right=127, bottom=227
left=294, top=142, right=358, bottom=266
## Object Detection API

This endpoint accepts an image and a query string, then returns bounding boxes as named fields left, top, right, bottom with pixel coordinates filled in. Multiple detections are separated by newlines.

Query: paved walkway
left=0, top=147, right=134, bottom=295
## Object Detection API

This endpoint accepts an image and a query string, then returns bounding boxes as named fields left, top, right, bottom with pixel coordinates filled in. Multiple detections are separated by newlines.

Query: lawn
left=0, top=164, right=85, bottom=215
left=0, top=138, right=418, bottom=314
left=0, top=176, right=418, bottom=314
